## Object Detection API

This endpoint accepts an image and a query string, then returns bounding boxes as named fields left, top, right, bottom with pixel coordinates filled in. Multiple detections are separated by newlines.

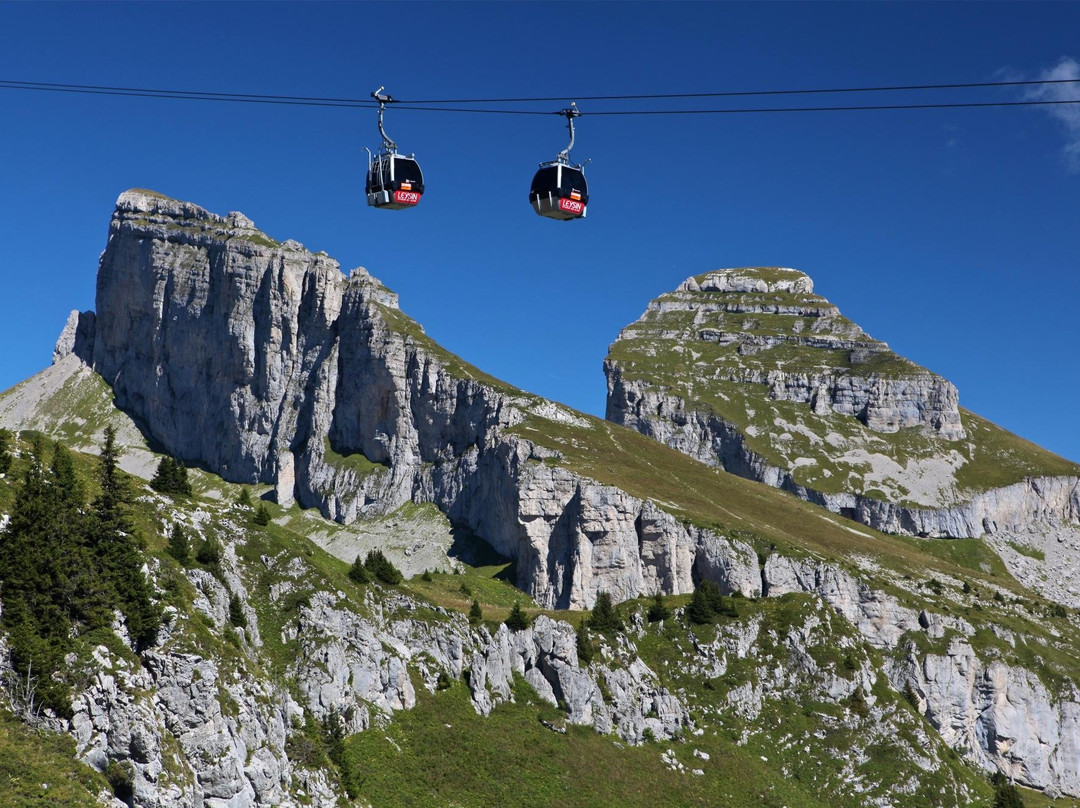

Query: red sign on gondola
left=558, top=198, right=584, bottom=215
left=393, top=190, right=421, bottom=205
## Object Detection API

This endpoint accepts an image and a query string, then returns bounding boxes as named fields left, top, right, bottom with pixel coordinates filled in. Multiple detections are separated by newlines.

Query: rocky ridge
left=57, top=190, right=772, bottom=611
left=6, top=193, right=1080, bottom=803
left=605, top=267, right=1080, bottom=537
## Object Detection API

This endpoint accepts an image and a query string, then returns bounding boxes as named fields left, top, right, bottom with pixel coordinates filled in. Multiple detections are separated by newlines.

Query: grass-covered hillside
left=0, top=426, right=1039, bottom=807
left=606, top=267, right=1080, bottom=507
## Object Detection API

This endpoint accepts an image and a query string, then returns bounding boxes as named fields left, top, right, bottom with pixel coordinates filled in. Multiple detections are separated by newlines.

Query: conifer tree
left=576, top=622, right=594, bottom=664
left=150, top=456, right=192, bottom=497
left=167, top=523, right=190, bottom=563
left=468, top=598, right=483, bottom=627
left=0, top=426, right=13, bottom=475
left=504, top=601, right=530, bottom=631
left=364, top=550, right=403, bottom=585
left=91, top=426, right=159, bottom=650
left=253, top=503, right=271, bottom=526
left=228, top=594, right=247, bottom=628
left=647, top=592, right=671, bottom=622
left=586, top=591, right=623, bottom=632
left=348, top=554, right=370, bottom=584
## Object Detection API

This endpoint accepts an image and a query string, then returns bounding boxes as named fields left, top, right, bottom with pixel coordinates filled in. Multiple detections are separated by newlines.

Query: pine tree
left=235, top=487, right=252, bottom=507
left=586, top=591, right=623, bottom=632
left=253, top=503, right=271, bottom=526
left=364, top=550, right=403, bottom=585
left=150, top=456, right=192, bottom=497
left=504, top=601, right=530, bottom=631
left=468, top=599, right=483, bottom=627
left=91, top=426, right=160, bottom=650
left=0, top=426, right=13, bottom=475
left=196, top=536, right=223, bottom=566
left=647, top=592, right=672, bottom=622
left=167, top=523, right=190, bottom=563
left=348, top=554, right=370, bottom=584
left=576, top=622, right=594, bottom=664
left=228, top=594, right=247, bottom=628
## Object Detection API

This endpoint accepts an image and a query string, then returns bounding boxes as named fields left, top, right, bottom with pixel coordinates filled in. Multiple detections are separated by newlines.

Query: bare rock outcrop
left=605, top=267, right=1080, bottom=538
left=72, top=191, right=761, bottom=609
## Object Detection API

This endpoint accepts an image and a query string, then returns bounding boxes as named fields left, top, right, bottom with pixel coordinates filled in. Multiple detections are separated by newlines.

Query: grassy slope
left=0, top=710, right=110, bottom=807
left=606, top=269, right=1080, bottom=500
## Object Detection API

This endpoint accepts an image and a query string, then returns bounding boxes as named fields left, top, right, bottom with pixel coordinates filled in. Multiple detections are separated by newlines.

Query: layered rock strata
left=70, top=191, right=760, bottom=609
left=606, top=267, right=1080, bottom=537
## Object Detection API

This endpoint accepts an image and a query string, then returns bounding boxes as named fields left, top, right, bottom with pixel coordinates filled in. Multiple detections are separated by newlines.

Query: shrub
left=421, top=569, right=433, bottom=582
left=505, top=601, right=530, bottom=631
left=105, top=759, right=135, bottom=804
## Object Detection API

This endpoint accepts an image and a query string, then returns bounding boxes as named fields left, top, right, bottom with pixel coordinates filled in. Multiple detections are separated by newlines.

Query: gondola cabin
left=529, top=162, right=588, bottom=220
left=366, top=153, right=424, bottom=210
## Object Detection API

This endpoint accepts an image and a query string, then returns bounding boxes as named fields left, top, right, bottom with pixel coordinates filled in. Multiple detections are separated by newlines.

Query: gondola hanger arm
left=371, top=86, right=398, bottom=153
left=556, top=102, right=580, bottom=163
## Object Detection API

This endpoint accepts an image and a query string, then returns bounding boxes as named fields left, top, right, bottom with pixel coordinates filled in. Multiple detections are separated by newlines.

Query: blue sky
left=1, top=1, right=1078, bottom=462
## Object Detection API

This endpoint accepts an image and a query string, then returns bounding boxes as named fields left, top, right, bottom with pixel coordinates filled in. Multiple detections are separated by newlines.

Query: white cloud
left=1024, top=57, right=1080, bottom=172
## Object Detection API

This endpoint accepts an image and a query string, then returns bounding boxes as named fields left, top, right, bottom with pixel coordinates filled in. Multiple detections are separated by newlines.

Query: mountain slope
left=3, top=193, right=1080, bottom=804
left=605, top=266, right=1080, bottom=536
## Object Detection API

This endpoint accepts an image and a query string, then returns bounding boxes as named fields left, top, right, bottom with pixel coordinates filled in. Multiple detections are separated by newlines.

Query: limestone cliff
left=70, top=190, right=761, bottom=610
left=605, top=267, right=1080, bottom=536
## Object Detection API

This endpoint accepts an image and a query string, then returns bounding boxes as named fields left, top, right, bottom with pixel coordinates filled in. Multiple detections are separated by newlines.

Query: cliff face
left=74, top=191, right=762, bottom=610
left=605, top=267, right=1080, bottom=536
left=10, top=193, right=1080, bottom=803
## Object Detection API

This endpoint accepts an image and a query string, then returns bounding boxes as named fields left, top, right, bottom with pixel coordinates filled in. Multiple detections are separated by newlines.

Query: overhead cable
left=0, top=78, right=1078, bottom=116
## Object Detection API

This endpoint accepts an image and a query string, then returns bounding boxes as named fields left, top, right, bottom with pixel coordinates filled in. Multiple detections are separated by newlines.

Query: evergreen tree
left=196, top=536, right=223, bottom=566
left=235, top=487, right=252, bottom=507
left=647, top=592, right=672, bottom=622
left=576, top=622, right=594, bottom=664
left=90, top=426, right=160, bottom=650
left=586, top=591, right=623, bottom=632
left=228, top=594, right=247, bottom=629
left=364, top=550, right=403, bottom=585
left=167, top=523, right=190, bottom=563
left=253, top=503, right=271, bottom=526
left=0, top=437, right=73, bottom=711
left=686, top=580, right=738, bottom=625
left=0, top=426, right=14, bottom=475
left=150, top=456, right=192, bottom=497
left=348, top=554, right=370, bottom=584
left=991, top=772, right=1025, bottom=808
left=504, top=601, right=530, bottom=631
left=468, top=599, right=483, bottom=627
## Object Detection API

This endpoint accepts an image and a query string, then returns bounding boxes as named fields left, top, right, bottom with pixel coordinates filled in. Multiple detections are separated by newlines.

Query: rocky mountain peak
left=681, top=266, right=815, bottom=295
left=606, top=265, right=1079, bottom=523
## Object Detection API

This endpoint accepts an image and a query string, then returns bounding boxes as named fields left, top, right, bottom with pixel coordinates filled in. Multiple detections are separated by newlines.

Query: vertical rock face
left=605, top=266, right=1080, bottom=535
left=92, top=191, right=344, bottom=484
left=81, top=191, right=758, bottom=609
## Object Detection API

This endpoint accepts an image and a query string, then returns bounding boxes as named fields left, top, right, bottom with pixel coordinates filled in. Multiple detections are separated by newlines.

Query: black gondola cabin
left=529, top=162, right=588, bottom=220
left=366, top=153, right=424, bottom=210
